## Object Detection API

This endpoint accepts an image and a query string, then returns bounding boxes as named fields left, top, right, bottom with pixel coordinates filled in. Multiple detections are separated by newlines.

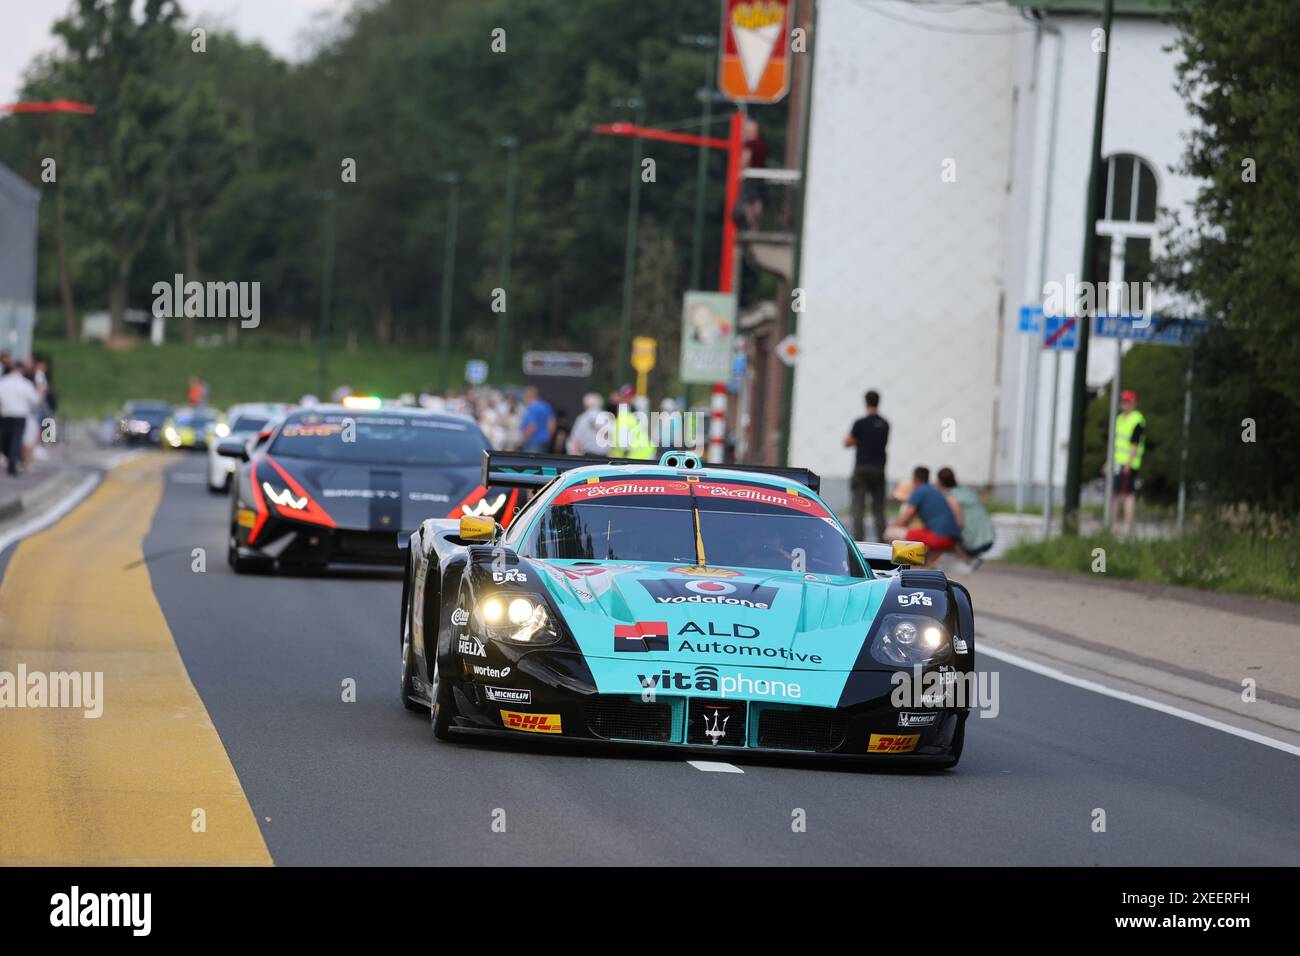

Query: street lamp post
left=437, top=172, right=460, bottom=394
left=614, top=97, right=646, bottom=388
left=317, top=190, right=336, bottom=399
left=495, top=137, right=519, bottom=384
left=678, top=34, right=719, bottom=291
left=1062, top=0, right=1115, bottom=532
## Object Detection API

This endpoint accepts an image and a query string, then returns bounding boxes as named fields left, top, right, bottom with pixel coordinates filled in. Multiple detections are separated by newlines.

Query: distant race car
left=207, top=402, right=292, bottom=493
left=115, top=400, right=172, bottom=446
left=163, top=406, right=226, bottom=450
left=399, top=450, right=975, bottom=767
left=219, top=405, right=522, bottom=572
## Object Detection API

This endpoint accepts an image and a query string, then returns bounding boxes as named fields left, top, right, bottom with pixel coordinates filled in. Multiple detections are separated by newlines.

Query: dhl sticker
left=501, top=710, right=562, bottom=734
left=868, top=733, right=920, bottom=754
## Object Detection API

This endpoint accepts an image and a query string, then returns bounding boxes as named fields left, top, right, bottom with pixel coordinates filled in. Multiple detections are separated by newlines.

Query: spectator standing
left=567, top=392, right=611, bottom=456
left=843, top=389, right=890, bottom=541
left=518, top=386, right=555, bottom=453
left=1111, top=389, right=1146, bottom=534
left=0, top=363, right=41, bottom=476
left=882, top=466, right=961, bottom=563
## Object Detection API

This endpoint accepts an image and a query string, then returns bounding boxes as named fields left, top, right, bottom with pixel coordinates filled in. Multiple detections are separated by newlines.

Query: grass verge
left=36, top=338, right=483, bottom=419
left=1001, top=525, right=1300, bottom=603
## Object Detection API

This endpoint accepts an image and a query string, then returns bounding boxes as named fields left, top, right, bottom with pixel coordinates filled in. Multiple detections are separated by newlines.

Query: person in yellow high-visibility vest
left=608, top=387, right=655, bottom=460
left=1112, top=389, right=1147, bottom=533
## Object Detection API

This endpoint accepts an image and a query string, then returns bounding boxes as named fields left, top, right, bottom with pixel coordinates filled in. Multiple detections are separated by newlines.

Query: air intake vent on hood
left=900, top=569, right=947, bottom=589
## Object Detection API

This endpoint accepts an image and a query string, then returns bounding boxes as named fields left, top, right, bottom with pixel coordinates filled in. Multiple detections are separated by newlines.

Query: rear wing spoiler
left=481, top=450, right=821, bottom=494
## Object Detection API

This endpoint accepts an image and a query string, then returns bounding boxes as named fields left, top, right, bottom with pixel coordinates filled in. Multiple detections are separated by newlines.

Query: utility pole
left=436, top=172, right=460, bottom=394
left=615, top=97, right=646, bottom=388
left=777, top=0, right=816, bottom=466
left=1062, top=0, right=1115, bottom=532
left=495, top=137, right=518, bottom=384
left=678, top=34, right=719, bottom=291
left=317, top=190, right=336, bottom=399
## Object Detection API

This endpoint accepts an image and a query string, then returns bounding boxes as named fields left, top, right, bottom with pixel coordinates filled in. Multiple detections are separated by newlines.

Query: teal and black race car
left=399, top=451, right=975, bottom=768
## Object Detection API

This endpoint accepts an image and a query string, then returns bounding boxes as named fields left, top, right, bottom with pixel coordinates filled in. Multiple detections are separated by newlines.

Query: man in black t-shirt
left=843, top=390, right=890, bottom=541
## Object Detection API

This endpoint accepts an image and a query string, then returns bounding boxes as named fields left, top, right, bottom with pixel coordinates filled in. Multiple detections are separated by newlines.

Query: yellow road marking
left=0, top=455, right=271, bottom=865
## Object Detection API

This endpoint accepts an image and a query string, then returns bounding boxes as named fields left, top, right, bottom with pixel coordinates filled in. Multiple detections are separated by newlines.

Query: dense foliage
left=0, top=0, right=784, bottom=387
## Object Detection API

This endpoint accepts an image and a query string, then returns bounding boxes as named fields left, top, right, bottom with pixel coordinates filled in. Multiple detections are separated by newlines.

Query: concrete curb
left=0, top=450, right=141, bottom=558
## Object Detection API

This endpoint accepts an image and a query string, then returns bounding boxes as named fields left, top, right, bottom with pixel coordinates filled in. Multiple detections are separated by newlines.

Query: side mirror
left=459, top=514, right=498, bottom=541
left=215, top=437, right=249, bottom=460
left=891, top=540, right=927, bottom=567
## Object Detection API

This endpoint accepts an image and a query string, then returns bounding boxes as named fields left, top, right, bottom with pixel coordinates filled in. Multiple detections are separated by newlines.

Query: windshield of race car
left=523, top=477, right=866, bottom=576
left=269, top=413, right=487, bottom=465
left=229, top=415, right=271, bottom=433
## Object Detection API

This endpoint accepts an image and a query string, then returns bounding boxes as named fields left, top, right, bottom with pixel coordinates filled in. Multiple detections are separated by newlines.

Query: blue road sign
left=1019, top=305, right=1043, bottom=334
left=1093, top=315, right=1206, bottom=346
left=1042, top=314, right=1078, bottom=351
left=1013, top=308, right=1045, bottom=338
left=464, top=359, right=489, bottom=385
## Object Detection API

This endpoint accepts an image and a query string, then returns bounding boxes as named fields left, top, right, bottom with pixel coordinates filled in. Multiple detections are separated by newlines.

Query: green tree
left=1158, top=0, right=1300, bottom=512
left=49, top=0, right=189, bottom=338
left=1165, top=0, right=1300, bottom=404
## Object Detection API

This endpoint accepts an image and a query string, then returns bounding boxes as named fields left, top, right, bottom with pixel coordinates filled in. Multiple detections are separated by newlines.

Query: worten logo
left=50, top=886, right=151, bottom=936
left=636, top=665, right=800, bottom=700
left=639, top=578, right=777, bottom=609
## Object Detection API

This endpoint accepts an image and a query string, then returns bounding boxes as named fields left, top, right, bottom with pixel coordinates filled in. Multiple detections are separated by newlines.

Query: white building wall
left=1001, top=15, right=1200, bottom=496
left=791, top=0, right=1018, bottom=504
left=791, top=1, right=1200, bottom=506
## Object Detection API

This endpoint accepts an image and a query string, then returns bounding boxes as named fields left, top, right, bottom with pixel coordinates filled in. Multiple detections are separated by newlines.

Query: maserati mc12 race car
left=399, top=450, right=975, bottom=767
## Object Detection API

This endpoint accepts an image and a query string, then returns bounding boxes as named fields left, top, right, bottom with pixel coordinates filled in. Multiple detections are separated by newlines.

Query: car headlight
left=870, top=613, right=952, bottom=667
left=475, top=593, right=556, bottom=645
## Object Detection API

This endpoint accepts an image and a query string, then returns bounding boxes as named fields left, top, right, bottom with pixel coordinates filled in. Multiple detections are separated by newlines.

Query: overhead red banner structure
left=2, top=100, right=97, bottom=114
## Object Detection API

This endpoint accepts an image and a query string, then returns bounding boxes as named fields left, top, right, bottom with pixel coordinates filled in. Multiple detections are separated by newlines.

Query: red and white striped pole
left=708, top=384, right=727, bottom=463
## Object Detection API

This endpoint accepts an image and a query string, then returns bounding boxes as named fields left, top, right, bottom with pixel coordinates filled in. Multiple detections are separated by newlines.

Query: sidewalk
left=953, top=561, right=1300, bottom=738
left=0, top=426, right=133, bottom=540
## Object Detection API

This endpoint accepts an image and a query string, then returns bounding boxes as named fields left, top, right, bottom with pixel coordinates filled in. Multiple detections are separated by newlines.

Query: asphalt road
left=105, top=453, right=1300, bottom=864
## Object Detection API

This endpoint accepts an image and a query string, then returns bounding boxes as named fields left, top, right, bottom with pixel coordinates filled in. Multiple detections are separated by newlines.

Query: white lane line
left=687, top=760, right=744, bottom=773
left=0, top=472, right=102, bottom=557
left=980, top=644, right=1300, bottom=759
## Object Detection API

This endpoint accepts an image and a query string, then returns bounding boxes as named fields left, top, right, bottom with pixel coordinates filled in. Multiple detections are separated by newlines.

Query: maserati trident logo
left=702, top=704, right=731, bottom=745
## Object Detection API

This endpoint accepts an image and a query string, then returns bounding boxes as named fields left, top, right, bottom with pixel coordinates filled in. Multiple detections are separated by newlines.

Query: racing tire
left=228, top=539, right=270, bottom=575
left=940, top=715, right=966, bottom=770
left=400, top=561, right=428, bottom=713
left=429, top=656, right=457, bottom=740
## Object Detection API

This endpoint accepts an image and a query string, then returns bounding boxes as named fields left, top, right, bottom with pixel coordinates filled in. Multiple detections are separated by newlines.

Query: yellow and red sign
left=668, top=565, right=742, bottom=578
left=501, top=711, right=562, bottom=734
left=719, top=0, right=791, bottom=104
left=868, top=733, right=921, bottom=754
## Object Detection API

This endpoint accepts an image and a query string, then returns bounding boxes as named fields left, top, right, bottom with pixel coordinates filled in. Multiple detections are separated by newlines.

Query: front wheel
left=430, top=656, right=457, bottom=740
left=940, top=714, right=966, bottom=770
left=228, top=538, right=269, bottom=575
left=400, top=571, right=427, bottom=713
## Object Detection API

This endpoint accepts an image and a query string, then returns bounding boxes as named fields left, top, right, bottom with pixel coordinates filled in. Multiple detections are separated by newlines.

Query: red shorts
left=906, top=527, right=957, bottom=551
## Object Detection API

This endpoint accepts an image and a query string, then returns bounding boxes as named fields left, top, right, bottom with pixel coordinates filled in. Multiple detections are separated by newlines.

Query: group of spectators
left=845, top=389, right=995, bottom=569
left=415, top=383, right=672, bottom=460
left=0, top=352, right=53, bottom=478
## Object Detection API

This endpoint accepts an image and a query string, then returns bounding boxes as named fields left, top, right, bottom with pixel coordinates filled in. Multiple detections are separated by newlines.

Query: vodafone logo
left=685, top=580, right=736, bottom=596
